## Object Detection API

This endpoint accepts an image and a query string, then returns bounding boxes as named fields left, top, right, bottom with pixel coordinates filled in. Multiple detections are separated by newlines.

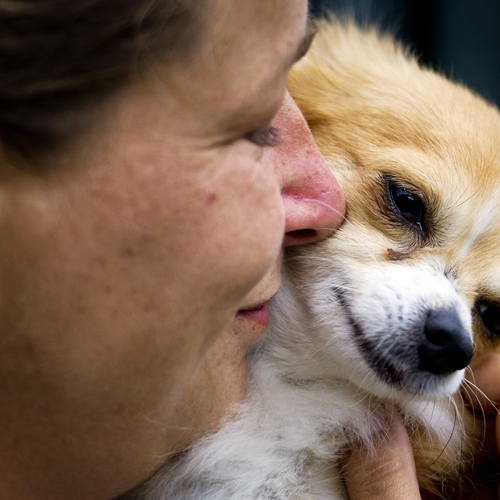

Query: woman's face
left=0, top=0, right=344, bottom=498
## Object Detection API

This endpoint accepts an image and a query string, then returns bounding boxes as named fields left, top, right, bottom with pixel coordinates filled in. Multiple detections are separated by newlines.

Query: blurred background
left=309, top=0, right=500, bottom=106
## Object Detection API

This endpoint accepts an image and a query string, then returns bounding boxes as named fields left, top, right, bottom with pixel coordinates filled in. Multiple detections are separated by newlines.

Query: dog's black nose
left=418, top=309, right=473, bottom=375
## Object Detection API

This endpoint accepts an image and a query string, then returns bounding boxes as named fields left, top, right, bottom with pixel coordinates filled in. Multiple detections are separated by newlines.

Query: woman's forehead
left=208, top=0, right=309, bottom=63
left=154, top=0, right=309, bottom=134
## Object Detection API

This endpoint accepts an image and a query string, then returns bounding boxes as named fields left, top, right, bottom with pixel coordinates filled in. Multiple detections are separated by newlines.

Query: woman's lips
left=234, top=251, right=282, bottom=337
left=235, top=288, right=279, bottom=335
left=224, top=304, right=272, bottom=356
left=236, top=304, right=270, bottom=329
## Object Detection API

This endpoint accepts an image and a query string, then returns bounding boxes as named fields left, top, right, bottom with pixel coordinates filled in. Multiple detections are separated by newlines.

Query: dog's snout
left=418, top=309, right=473, bottom=375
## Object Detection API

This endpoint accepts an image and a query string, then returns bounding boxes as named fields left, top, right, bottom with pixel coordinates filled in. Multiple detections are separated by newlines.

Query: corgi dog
left=134, top=20, right=500, bottom=500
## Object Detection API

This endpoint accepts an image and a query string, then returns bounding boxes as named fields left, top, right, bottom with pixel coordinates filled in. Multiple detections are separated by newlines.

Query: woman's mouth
left=236, top=304, right=270, bottom=329
left=234, top=254, right=282, bottom=339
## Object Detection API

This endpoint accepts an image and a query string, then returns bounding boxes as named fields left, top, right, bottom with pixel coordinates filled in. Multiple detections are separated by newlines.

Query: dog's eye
left=479, top=303, right=500, bottom=338
left=389, top=181, right=425, bottom=230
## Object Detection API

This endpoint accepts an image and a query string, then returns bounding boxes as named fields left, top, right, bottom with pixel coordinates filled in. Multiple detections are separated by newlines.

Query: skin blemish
left=206, top=192, right=218, bottom=205
left=119, top=233, right=155, bottom=260
left=120, top=246, right=137, bottom=258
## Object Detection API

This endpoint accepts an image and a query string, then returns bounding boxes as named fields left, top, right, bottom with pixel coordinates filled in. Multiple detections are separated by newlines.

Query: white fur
left=135, top=259, right=469, bottom=499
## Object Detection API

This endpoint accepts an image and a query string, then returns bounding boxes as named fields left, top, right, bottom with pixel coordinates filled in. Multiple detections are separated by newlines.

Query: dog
left=134, top=20, right=500, bottom=500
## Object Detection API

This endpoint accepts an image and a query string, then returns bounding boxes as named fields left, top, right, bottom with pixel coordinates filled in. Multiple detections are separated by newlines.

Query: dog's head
left=285, top=21, right=500, bottom=401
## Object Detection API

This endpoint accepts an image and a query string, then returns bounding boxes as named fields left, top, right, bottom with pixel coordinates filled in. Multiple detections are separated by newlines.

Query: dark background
left=309, top=0, right=500, bottom=106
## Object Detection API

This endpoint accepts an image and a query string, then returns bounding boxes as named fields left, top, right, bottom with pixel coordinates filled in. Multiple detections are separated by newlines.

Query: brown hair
left=0, top=0, right=205, bottom=157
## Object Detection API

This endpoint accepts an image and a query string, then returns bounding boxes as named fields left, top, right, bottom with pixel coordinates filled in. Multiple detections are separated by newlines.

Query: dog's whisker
left=453, top=184, right=481, bottom=210
left=460, top=379, right=492, bottom=448
left=300, top=198, right=348, bottom=220
left=462, top=371, right=500, bottom=416
left=283, top=255, right=334, bottom=264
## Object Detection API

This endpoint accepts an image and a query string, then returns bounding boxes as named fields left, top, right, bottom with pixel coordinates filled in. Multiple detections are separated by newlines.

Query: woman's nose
left=267, top=92, right=345, bottom=247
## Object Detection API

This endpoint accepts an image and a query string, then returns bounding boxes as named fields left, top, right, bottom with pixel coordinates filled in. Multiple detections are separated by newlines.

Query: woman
left=0, top=1, right=496, bottom=499
left=0, top=0, right=344, bottom=498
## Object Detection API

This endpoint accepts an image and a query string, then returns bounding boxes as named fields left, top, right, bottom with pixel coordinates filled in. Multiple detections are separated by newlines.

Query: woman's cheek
left=208, top=146, right=285, bottom=284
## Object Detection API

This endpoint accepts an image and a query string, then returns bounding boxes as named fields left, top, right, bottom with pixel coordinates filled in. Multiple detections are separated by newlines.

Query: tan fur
left=289, top=20, right=500, bottom=499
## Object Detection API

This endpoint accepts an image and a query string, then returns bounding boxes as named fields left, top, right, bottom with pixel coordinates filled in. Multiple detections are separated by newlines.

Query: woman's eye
left=479, top=303, right=500, bottom=338
left=245, top=125, right=280, bottom=148
left=388, top=180, right=425, bottom=230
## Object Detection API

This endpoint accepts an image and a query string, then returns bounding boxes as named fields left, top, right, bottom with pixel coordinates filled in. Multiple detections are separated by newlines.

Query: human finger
left=343, top=413, right=421, bottom=500
left=466, top=352, right=500, bottom=415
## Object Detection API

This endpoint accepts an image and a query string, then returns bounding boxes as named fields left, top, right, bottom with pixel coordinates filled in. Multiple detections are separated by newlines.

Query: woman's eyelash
left=246, top=125, right=281, bottom=147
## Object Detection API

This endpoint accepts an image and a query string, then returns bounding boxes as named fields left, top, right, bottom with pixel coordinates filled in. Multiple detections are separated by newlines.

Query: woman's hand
left=466, top=352, right=500, bottom=499
left=343, top=412, right=422, bottom=500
